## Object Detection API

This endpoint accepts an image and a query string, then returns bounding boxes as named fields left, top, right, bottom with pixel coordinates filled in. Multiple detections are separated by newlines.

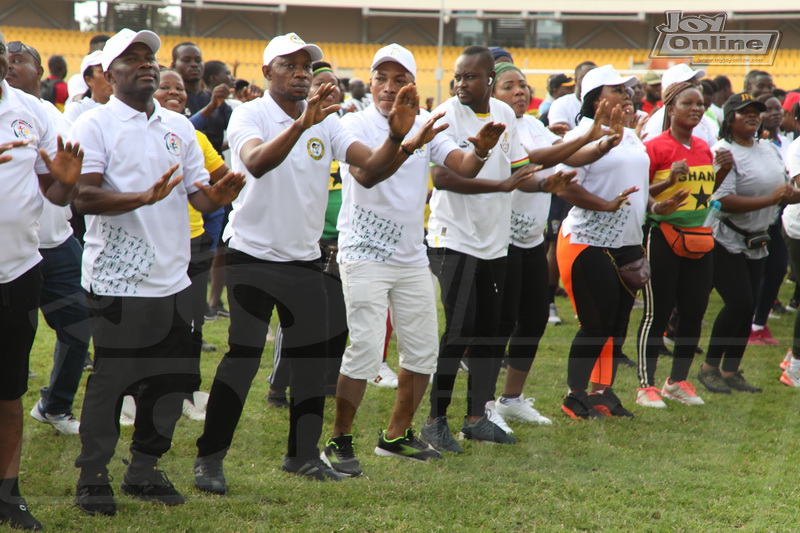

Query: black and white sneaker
left=458, top=414, right=518, bottom=444
left=321, top=435, right=362, bottom=477
left=75, top=471, right=116, bottom=516
left=282, top=457, right=346, bottom=481
left=0, top=496, right=43, bottom=530
left=420, top=416, right=464, bottom=454
left=374, top=429, right=443, bottom=461
left=121, top=466, right=185, bottom=506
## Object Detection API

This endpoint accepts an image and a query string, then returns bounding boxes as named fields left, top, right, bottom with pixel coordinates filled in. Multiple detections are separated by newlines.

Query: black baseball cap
left=723, top=92, right=767, bottom=116
left=549, top=73, right=575, bottom=92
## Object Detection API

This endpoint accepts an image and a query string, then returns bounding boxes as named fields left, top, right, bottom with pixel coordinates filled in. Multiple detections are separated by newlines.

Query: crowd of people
left=2, top=26, right=800, bottom=531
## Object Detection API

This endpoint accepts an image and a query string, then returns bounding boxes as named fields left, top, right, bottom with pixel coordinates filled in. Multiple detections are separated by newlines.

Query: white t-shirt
left=0, top=81, right=56, bottom=283
left=510, top=115, right=560, bottom=248
left=69, top=96, right=209, bottom=297
left=547, top=93, right=581, bottom=130
left=426, top=97, right=530, bottom=260
left=225, top=93, right=358, bottom=262
left=712, top=138, right=786, bottom=259
left=783, top=136, right=800, bottom=239
left=37, top=99, right=74, bottom=249
left=64, top=97, right=102, bottom=124
left=644, top=107, right=719, bottom=147
left=337, top=104, right=457, bottom=267
left=558, top=117, right=650, bottom=248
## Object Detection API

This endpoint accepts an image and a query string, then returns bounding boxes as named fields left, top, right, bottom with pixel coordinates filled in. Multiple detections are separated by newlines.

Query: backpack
left=40, top=78, right=58, bottom=104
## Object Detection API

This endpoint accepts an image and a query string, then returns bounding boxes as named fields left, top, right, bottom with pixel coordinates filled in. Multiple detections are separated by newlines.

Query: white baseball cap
left=263, top=33, right=323, bottom=67
left=80, top=50, right=104, bottom=77
left=661, top=63, right=706, bottom=91
left=371, top=44, right=417, bottom=78
left=580, top=65, right=637, bottom=100
left=101, top=28, right=160, bottom=71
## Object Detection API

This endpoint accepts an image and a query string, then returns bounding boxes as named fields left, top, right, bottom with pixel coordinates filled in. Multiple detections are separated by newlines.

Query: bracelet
left=472, top=148, right=492, bottom=162
left=596, top=141, right=609, bottom=155
left=649, top=201, right=660, bottom=215
left=401, top=144, right=415, bottom=156
left=389, top=133, right=405, bottom=143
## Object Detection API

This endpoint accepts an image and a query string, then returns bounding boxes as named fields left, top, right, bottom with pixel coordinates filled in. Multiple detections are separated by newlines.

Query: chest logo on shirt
left=11, top=119, right=33, bottom=140
left=164, top=133, right=181, bottom=156
left=307, top=138, right=325, bottom=160
left=500, top=132, right=510, bottom=153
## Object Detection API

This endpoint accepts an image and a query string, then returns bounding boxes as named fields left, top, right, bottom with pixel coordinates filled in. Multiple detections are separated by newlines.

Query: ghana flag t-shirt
left=646, top=130, right=715, bottom=227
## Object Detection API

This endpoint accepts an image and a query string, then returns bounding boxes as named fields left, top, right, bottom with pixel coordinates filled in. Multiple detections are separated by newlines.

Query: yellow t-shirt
left=189, top=130, right=225, bottom=238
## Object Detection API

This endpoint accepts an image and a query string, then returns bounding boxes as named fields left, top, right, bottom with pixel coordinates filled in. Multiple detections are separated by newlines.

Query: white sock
left=499, top=396, right=522, bottom=405
left=752, top=324, right=765, bottom=332
left=791, top=356, right=800, bottom=373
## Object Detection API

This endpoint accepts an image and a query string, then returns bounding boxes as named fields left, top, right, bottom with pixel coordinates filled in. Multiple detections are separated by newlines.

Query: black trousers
left=705, top=244, right=766, bottom=373
left=636, top=225, right=712, bottom=387
left=75, top=288, right=194, bottom=471
left=196, top=250, right=329, bottom=461
left=187, top=232, right=215, bottom=392
left=0, top=265, right=42, bottom=401
left=428, top=248, right=506, bottom=418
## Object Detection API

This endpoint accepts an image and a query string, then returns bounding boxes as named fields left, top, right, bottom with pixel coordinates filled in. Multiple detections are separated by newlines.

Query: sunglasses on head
left=7, top=41, right=41, bottom=66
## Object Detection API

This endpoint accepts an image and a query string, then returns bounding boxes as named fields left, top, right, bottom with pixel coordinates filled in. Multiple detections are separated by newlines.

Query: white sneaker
left=496, top=394, right=552, bottom=425
left=635, top=387, right=667, bottom=409
left=368, top=362, right=399, bottom=388
left=120, top=395, right=136, bottom=426
left=780, top=366, right=800, bottom=387
left=484, top=401, right=514, bottom=434
left=780, top=349, right=793, bottom=371
left=29, top=400, right=80, bottom=435
left=661, top=379, right=705, bottom=406
left=547, top=303, right=562, bottom=325
left=182, top=399, right=206, bottom=421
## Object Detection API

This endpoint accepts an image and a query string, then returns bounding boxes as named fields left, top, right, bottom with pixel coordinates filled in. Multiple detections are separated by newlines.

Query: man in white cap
left=192, top=32, right=426, bottom=489
left=642, top=63, right=719, bottom=145
left=63, top=50, right=111, bottom=123
left=548, top=61, right=597, bottom=130
left=69, top=28, right=244, bottom=517
left=320, top=43, right=505, bottom=476
left=0, top=28, right=84, bottom=533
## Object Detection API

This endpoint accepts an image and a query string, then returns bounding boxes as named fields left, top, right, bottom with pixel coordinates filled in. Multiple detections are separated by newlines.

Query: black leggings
left=752, top=221, right=788, bottom=326
left=565, top=245, right=638, bottom=391
left=786, top=234, right=800, bottom=355
left=705, top=244, right=766, bottom=372
left=636, top=225, right=712, bottom=387
left=496, top=243, right=549, bottom=374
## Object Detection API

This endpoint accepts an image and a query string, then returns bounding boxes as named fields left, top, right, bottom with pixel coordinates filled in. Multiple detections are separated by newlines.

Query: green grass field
left=18, top=280, right=800, bottom=532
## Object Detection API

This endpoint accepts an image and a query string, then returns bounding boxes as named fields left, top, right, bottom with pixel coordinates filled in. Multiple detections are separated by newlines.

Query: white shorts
left=339, top=261, right=439, bottom=380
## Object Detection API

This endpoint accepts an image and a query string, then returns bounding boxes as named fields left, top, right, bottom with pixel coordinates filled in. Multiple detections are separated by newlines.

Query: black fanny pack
left=722, top=218, right=771, bottom=250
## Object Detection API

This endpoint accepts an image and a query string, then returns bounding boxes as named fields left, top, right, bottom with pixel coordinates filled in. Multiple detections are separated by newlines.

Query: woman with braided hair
left=635, top=81, right=732, bottom=409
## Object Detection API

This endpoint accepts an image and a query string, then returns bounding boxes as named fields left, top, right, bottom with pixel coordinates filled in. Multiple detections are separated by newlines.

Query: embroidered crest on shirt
left=342, top=204, right=403, bottom=262
left=307, top=138, right=325, bottom=160
left=164, top=132, right=181, bottom=155
left=11, top=119, right=33, bottom=139
left=500, top=132, right=510, bottom=153
left=93, top=222, right=156, bottom=295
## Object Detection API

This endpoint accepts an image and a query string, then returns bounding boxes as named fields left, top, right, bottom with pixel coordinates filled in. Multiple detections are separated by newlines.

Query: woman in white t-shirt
left=489, top=62, right=619, bottom=428
left=781, top=135, right=800, bottom=386
left=555, top=65, right=688, bottom=420
left=699, top=93, right=798, bottom=394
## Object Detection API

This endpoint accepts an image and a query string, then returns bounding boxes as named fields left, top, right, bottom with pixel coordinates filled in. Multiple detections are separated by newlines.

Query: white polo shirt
left=547, top=93, right=581, bottom=129
left=426, top=96, right=530, bottom=260
left=0, top=80, right=56, bottom=283
left=337, top=104, right=458, bottom=267
left=511, top=115, right=561, bottom=249
left=644, top=107, right=719, bottom=147
left=557, top=117, right=650, bottom=248
left=64, top=97, right=102, bottom=124
left=225, top=93, right=358, bottom=262
left=69, top=96, right=209, bottom=297
left=37, top=99, right=74, bottom=249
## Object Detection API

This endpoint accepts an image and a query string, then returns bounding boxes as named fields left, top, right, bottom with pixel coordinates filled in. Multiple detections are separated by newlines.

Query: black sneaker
left=772, top=299, right=790, bottom=315
left=193, top=456, right=227, bottom=495
left=562, top=390, right=605, bottom=420
left=203, top=307, right=218, bottom=322
left=374, top=429, right=443, bottom=462
left=210, top=304, right=230, bottom=318
left=321, top=435, right=362, bottom=477
left=420, top=416, right=464, bottom=453
left=201, top=341, right=217, bottom=352
left=120, top=467, right=185, bottom=506
left=282, top=457, right=346, bottom=481
left=724, top=370, right=763, bottom=393
left=697, top=367, right=732, bottom=394
left=0, top=497, right=43, bottom=530
left=787, top=298, right=800, bottom=312
left=267, top=391, right=290, bottom=409
left=458, top=414, right=518, bottom=444
left=587, top=388, right=634, bottom=418
left=75, top=472, right=116, bottom=516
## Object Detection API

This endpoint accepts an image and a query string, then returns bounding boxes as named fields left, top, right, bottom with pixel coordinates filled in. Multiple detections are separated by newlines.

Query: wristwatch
left=473, top=148, right=492, bottom=162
